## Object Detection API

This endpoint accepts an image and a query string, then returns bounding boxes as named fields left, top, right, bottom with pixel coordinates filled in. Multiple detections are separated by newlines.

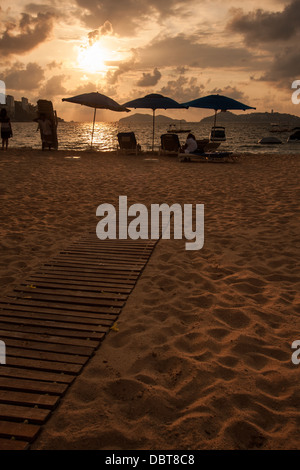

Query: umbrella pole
left=91, top=108, right=96, bottom=147
left=152, top=109, right=155, bottom=152
left=212, top=109, right=217, bottom=141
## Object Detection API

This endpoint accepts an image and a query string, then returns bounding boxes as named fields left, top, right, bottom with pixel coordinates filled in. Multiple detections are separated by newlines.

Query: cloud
left=25, top=2, right=58, bottom=15
left=47, top=60, right=63, bottom=70
left=158, top=75, right=205, bottom=102
left=256, top=48, right=300, bottom=84
left=136, top=68, right=162, bottom=87
left=0, top=12, right=55, bottom=56
left=39, top=74, right=68, bottom=98
left=87, top=21, right=113, bottom=47
left=75, top=0, right=188, bottom=35
left=136, top=33, right=260, bottom=70
left=228, top=0, right=300, bottom=44
left=208, top=85, right=248, bottom=101
left=2, top=61, right=44, bottom=90
left=105, top=59, right=138, bottom=85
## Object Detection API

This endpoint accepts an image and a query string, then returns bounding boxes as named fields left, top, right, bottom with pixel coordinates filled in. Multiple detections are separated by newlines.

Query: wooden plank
left=0, top=377, right=68, bottom=395
left=45, top=261, right=142, bottom=272
left=62, top=251, right=152, bottom=259
left=59, top=250, right=150, bottom=258
left=0, top=329, right=100, bottom=349
left=22, top=279, right=132, bottom=293
left=7, top=347, right=88, bottom=365
left=0, top=322, right=107, bottom=340
left=0, top=315, right=113, bottom=332
left=0, top=390, right=59, bottom=409
left=0, top=303, right=117, bottom=323
left=0, top=366, right=75, bottom=384
left=0, top=420, right=40, bottom=442
left=0, top=404, right=50, bottom=424
left=28, top=273, right=136, bottom=286
left=0, top=309, right=115, bottom=327
left=5, top=357, right=82, bottom=375
left=0, top=438, right=29, bottom=450
left=0, top=300, right=119, bottom=318
left=36, top=267, right=138, bottom=281
left=15, top=287, right=127, bottom=302
left=57, top=256, right=149, bottom=264
left=2, top=298, right=121, bottom=315
left=12, top=292, right=125, bottom=309
left=3, top=338, right=93, bottom=359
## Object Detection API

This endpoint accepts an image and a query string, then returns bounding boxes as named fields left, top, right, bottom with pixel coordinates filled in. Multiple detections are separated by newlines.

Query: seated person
left=182, top=133, right=197, bottom=154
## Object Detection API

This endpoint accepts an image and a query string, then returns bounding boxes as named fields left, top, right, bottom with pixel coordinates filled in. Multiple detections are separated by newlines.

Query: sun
left=77, top=42, right=111, bottom=73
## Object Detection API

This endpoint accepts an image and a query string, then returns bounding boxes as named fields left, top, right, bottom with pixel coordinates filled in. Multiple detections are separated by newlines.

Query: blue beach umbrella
left=123, top=93, right=188, bottom=151
left=182, top=94, right=256, bottom=137
left=62, top=92, right=130, bottom=146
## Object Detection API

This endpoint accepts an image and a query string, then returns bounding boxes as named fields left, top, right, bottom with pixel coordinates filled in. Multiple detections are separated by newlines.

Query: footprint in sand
left=213, top=307, right=251, bottom=328
left=224, top=420, right=267, bottom=449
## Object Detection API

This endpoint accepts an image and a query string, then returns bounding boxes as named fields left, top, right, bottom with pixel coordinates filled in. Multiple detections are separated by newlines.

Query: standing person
left=35, top=113, right=53, bottom=150
left=0, top=108, right=13, bottom=150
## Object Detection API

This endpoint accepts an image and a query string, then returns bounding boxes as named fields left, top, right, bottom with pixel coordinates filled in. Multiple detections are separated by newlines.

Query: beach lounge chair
left=178, top=151, right=237, bottom=163
left=196, top=139, right=220, bottom=153
left=117, top=132, right=141, bottom=155
left=159, top=133, right=181, bottom=155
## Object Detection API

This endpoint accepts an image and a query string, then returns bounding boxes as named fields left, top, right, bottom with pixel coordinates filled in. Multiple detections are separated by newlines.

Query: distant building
left=21, top=97, right=29, bottom=111
left=6, top=95, right=15, bottom=117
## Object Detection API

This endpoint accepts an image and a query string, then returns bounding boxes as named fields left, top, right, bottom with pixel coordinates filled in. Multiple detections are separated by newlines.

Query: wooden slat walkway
left=0, top=235, right=157, bottom=449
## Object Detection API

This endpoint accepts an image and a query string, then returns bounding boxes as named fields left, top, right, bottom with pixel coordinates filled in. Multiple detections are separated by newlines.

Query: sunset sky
left=1, top=0, right=300, bottom=121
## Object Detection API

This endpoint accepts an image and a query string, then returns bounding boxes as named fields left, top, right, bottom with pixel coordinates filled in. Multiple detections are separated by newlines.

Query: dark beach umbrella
left=123, top=93, right=188, bottom=151
left=62, top=92, right=130, bottom=146
left=182, top=94, right=256, bottom=138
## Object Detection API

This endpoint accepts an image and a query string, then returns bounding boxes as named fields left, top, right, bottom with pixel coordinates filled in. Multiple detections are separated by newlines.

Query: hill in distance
left=200, top=111, right=300, bottom=125
left=119, top=113, right=187, bottom=124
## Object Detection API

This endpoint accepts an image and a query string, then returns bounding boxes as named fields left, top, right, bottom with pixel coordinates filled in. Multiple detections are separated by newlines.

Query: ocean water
left=8, top=121, right=300, bottom=154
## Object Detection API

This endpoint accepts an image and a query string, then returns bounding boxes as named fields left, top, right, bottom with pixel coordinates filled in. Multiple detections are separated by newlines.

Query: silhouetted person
left=0, top=108, right=13, bottom=150
left=182, top=133, right=197, bottom=154
left=35, top=113, right=53, bottom=150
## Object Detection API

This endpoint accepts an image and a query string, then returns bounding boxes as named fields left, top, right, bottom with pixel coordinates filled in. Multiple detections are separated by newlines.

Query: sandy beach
left=0, top=147, right=299, bottom=450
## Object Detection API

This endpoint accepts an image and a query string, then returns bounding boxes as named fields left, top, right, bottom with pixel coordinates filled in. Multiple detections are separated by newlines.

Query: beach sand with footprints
left=0, top=148, right=299, bottom=449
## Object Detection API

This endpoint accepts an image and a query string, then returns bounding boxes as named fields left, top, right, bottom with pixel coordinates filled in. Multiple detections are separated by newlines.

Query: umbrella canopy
left=62, top=92, right=130, bottom=146
left=182, top=94, right=255, bottom=112
left=123, top=93, right=188, bottom=151
left=182, top=94, right=256, bottom=140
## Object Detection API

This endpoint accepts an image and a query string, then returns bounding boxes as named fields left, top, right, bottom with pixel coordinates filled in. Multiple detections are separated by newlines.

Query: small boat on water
left=209, top=126, right=226, bottom=142
left=258, top=136, right=282, bottom=145
left=287, top=127, right=300, bottom=142
left=167, top=122, right=191, bottom=134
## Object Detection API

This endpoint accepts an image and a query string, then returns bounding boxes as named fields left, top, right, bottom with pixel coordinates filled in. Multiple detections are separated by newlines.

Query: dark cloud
left=228, top=0, right=300, bottom=44
left=256, top=48, right=300, bottom=84
left=136, top=34, right=260, bottom=70
left=2, top=61, right=44, bottom=90
left=87, top=29, right=100, bottom=46
left=0, top=12, right=55, bottom=56
left=39, top=74, right=68, bottom=98
left=207, top=85, right=248, bottom=101
left=47, top=60, right=63, bottom=70
left=75, top=0, right=188, bottom=35
left=25, top=3, right=58, bottom=15
left=105, top=59, right=138, bottom=85
left=87, top=21, right=113, bottom=46
left=136, top=68, right=161, bottom=87
left=159, top=75, right=204, bottom=103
